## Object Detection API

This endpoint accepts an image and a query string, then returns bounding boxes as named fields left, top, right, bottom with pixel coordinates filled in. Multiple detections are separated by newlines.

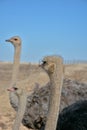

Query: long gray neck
left=45, top=59, right=63, bottom=130
left=12, top=92, right=27, bottom=130
left=11, top=45, right=21, bottom=86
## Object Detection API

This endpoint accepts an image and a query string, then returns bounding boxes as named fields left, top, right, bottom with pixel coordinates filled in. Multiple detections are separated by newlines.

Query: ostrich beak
left=38, top=60, right=43, bottom=67
left=39, top=60, right=46, bottom=68
left=5, top=39, right=11, bottom=42
left=7, top=87, right=14, bottom=92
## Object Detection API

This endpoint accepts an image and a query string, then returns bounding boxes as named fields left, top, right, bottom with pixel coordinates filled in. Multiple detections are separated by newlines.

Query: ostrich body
left=57, top=100, right=87, bottom=130
left=40, top=99, right=87, bottom=130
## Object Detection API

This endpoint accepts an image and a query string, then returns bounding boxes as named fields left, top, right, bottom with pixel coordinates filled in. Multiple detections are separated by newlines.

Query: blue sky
left=0, top=0, right=87, bottom=63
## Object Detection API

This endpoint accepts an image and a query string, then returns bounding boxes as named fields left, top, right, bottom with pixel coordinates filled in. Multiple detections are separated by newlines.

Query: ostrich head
left=7, top=87, right=23, bottom=97
left=5, top=36, right=21, bottom=47
left=39, top=56, right=59, bottom=74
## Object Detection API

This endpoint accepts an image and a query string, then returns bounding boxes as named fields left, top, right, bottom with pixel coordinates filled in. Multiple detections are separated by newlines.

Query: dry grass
left=65, top=64, right=87, bottom=83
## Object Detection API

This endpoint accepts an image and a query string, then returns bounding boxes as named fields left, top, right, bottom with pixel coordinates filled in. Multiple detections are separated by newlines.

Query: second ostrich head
left=39, top=55, right=63, bottom=74
left=7, top=87, right=23, bottom=98
left=5, top=36, right=21, bottom=47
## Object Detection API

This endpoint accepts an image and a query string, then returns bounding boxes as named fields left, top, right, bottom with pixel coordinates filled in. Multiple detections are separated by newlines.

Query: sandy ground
left=0, top=62, right=87, bottom=130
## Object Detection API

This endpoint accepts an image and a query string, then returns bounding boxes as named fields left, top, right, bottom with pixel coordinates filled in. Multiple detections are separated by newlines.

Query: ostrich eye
left=14, top=38, right=18, bottom=41
left=42, top=61, right=47, bottom=65
left=14, top=87, right=18, bottom=90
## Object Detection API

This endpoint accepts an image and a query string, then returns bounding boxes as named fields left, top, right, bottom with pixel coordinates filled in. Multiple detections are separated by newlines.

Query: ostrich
left=6, top=36, right=21, bottom=109
left=7, top=87, right=27, bottom=130
left=39, top=56, right=64, bottom=130
left=19, top=56, right=87, bottom=130
left=39, top=58, right=87, bottom=130
left=56, top=100, right=87, bottom=130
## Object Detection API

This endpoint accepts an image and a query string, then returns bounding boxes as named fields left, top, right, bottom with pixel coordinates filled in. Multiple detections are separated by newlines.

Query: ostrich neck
left=11, top=45, right=21, bottom=86
left=12, top=93, right=27, bottom=130
left=45, top=61, right=63, bottom=130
